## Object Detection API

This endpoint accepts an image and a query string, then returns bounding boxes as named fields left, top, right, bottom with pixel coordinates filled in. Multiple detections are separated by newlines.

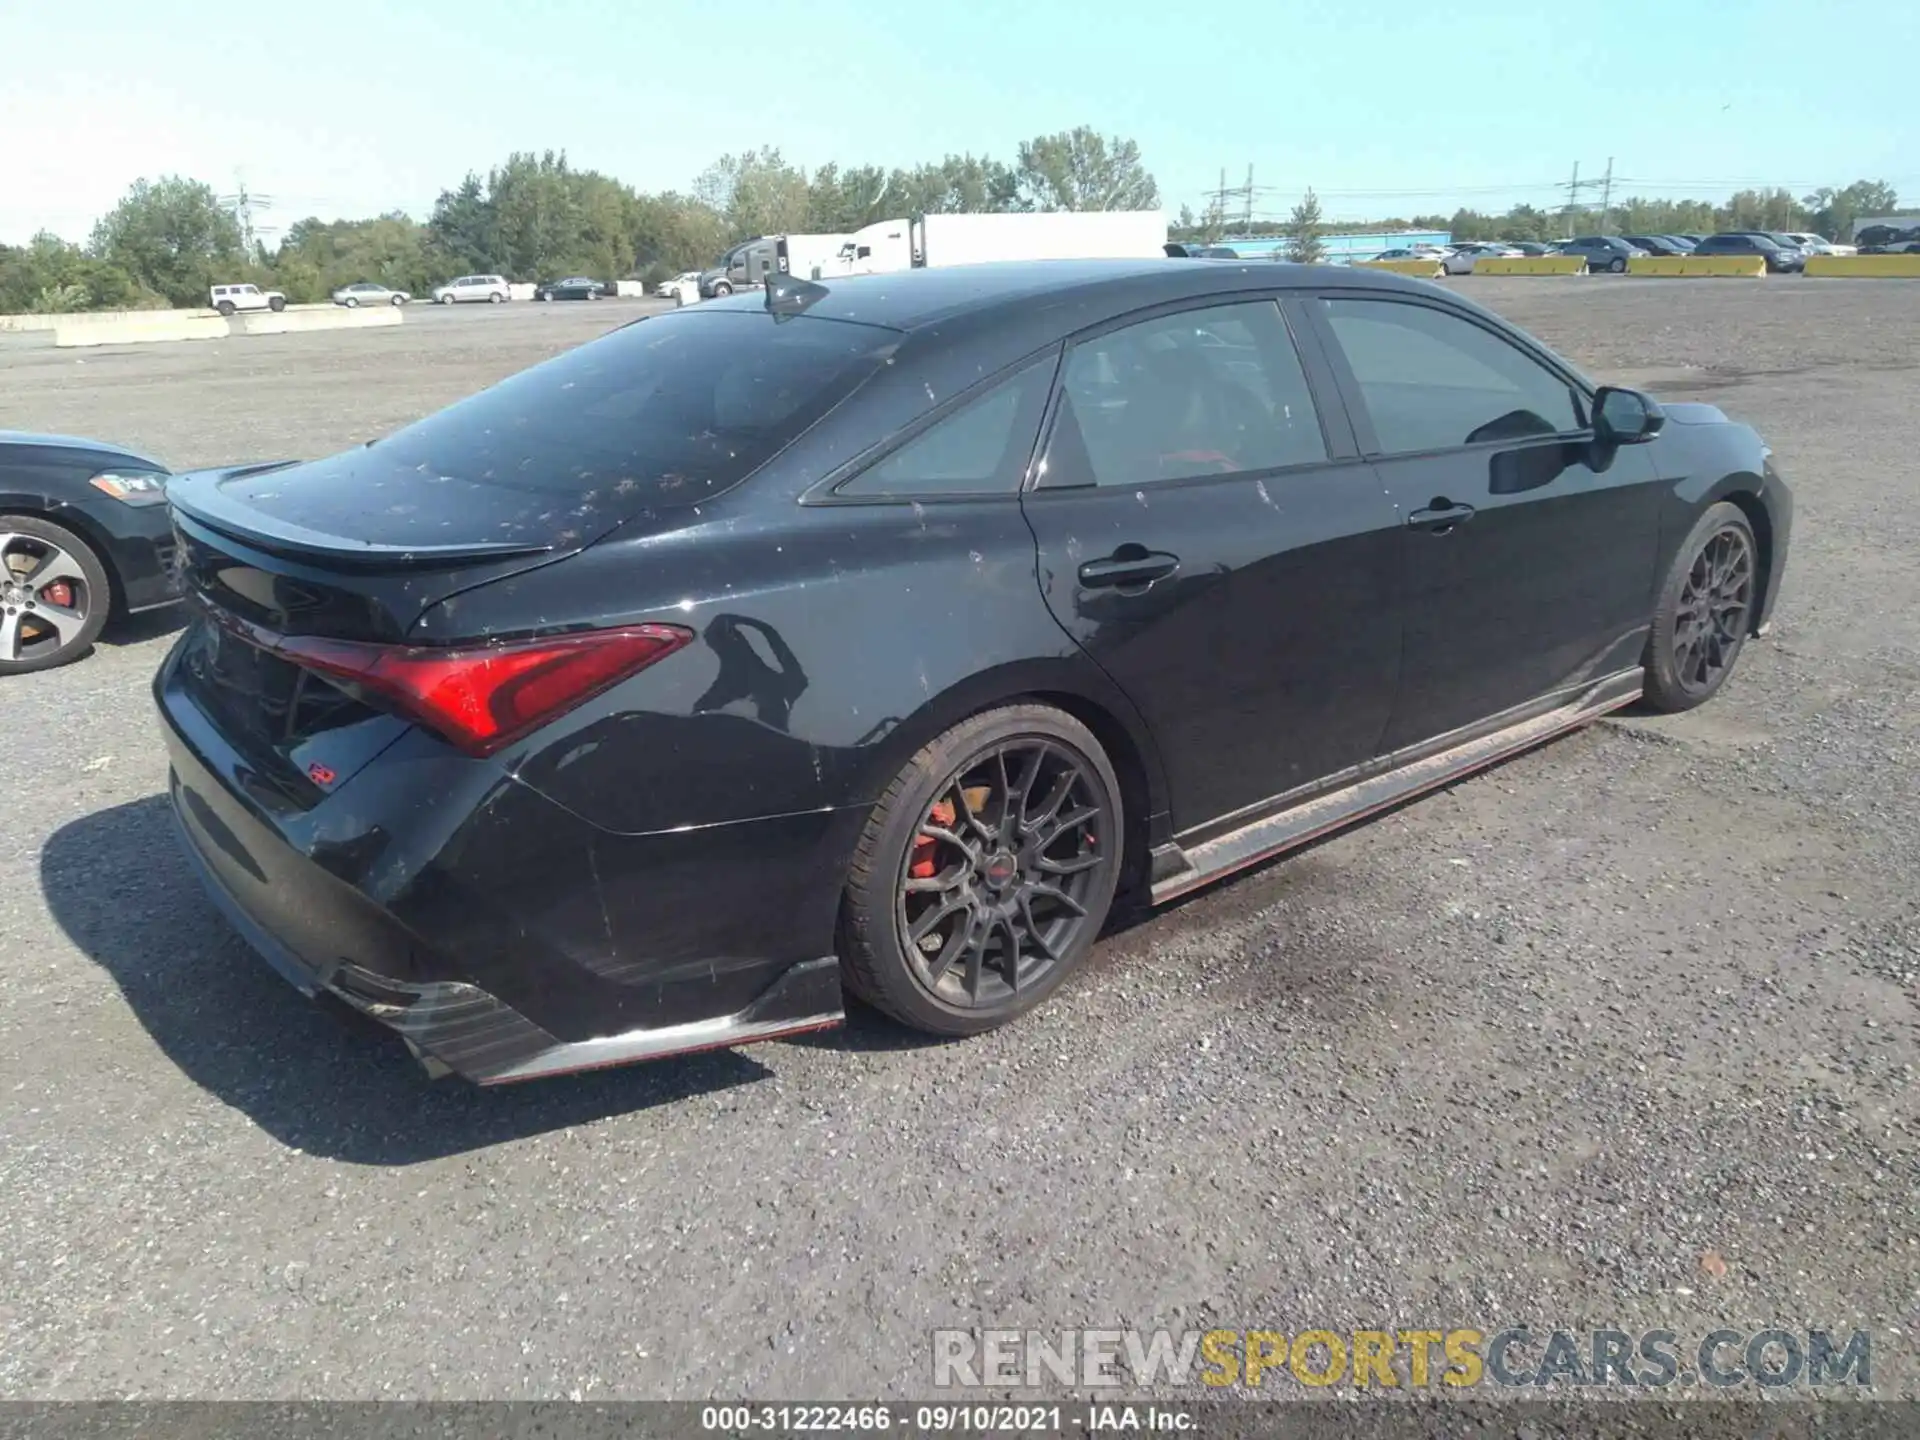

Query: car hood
left=0, top=430, right=167, bottom=472
left=1659, top=402, right=1733, bottom=427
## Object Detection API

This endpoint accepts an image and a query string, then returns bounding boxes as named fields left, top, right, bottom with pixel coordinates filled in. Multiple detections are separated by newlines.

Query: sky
left=2, top=0, right=1915, bottom=246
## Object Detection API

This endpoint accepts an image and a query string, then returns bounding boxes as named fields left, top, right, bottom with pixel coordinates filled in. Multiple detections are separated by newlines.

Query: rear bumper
left=155, top=646, right=853, bottom=1083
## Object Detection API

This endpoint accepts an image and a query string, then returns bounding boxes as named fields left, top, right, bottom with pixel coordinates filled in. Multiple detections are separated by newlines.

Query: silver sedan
left=1442, top=243, right=1524, bottom=275
left=330, top=282, right=410, bottom=307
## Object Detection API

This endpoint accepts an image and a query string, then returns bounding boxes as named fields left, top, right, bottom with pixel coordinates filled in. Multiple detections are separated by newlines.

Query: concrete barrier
left=1352, top=258, right=1443, bottom=279
left=1473, top=255, right=1588, bottom=275
left=3, top=306, right=214, bottom=333
left=53, top=313, right=231, bottom=347
left=508, top=283, right=537, bottom=302
left=1626, top=256, right=1768, bottom=278
left=230, top=306, right=403, bottom=336
left=613, top=280, right=649, bottom=298
left=1804, top=253, right=1920, bottom=278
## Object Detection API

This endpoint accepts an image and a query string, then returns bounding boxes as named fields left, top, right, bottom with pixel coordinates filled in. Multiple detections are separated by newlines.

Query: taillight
left=278, top=624, right=693, bottom=757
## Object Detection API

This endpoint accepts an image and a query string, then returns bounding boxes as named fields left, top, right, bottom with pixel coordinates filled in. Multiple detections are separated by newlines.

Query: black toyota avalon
left=156, top=259, right=1792, bottom=1083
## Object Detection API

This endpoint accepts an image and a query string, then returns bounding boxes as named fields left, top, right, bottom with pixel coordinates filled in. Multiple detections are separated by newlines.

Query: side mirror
left=1593, top=386, right=1665, bottom=445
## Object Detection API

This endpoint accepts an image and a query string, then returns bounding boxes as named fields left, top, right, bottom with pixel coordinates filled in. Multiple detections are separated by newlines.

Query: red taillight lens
left=280, top=624, right=693, bottom=757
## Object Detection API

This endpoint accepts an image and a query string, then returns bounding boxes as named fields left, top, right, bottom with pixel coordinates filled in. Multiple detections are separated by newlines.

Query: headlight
left=88, top=471, right=169, bottom=506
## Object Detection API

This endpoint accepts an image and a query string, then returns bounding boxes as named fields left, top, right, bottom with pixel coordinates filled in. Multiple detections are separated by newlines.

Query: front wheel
left=710, top=281, right=733, bottom=296
left=1641, top=501, right=1758, bottom=712
left=268, top=296, right=286, bottom=312
left=488, top=292, right=504, bottom=304
left=0, top=516, right=112, bottom=674
left=839, top=705, right=1123, bottom=1036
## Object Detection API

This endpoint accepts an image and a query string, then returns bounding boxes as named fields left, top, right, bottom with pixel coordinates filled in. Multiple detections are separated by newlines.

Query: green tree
left=896, top=154, right=1021, bottom=215
left=1284, top=188, right=1326, bottom=263
left=628, top=191, right=729, bottom=273
left=87, top=176, right=244, bottom=306
left=695, top=147, right=810, bottom=239
left=1013, top=127, right=1159, bottom=212
left=1803, top=179, right=1901, bottom=241
left=805, top=163, right=898, bottom=231
left=428, top=173, right=498, bottom=272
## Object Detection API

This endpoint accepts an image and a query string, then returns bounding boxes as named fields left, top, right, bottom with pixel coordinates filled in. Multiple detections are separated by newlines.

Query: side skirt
left=1149, top=670, right=1643, bottom=906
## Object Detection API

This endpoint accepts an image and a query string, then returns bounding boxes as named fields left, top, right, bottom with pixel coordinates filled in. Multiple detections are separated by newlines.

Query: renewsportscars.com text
left=933, top=1327, right=1872, bottom=1391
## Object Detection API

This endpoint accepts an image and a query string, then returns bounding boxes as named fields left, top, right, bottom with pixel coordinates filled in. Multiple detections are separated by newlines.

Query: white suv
left=210, top=283, right=287, bottom=315
left=431, top=274, right=511, bottom=305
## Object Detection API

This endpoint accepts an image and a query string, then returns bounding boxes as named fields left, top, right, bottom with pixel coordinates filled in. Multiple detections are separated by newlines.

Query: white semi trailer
left=833, top=211, right=1168, bottom=275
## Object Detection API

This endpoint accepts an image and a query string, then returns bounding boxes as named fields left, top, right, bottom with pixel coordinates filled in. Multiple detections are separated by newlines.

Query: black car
left=535, top=277, right=609, bottom=301
left=155, top=260, right=1793, bottom=1084
left=1621, top=235, right=1690, bottom=257
left=1554, top=236, right=1647, bottom=272
left=1165, top=244, right=1242, bottom=259
left=2, top=431, right=178, bottom=673
left=1690, top=233, right=1804, bottom=273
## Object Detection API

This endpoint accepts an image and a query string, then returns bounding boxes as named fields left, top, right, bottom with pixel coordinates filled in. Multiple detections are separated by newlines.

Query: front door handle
left=1407, top=501, right=1477, bottom=533
left=1078, top=549, right=1180, bottom=589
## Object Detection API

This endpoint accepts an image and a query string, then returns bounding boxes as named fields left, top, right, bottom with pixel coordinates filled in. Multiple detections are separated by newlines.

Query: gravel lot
left=2, top=281, right=1915, bottom=1401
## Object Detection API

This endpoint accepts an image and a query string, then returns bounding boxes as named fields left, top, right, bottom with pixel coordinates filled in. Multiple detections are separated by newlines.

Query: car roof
left=695, top=258, right=1429, bottom=335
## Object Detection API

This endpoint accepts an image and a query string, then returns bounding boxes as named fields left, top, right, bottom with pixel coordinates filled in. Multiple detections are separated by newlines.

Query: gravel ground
left=0, top=281, right=1915, bottom=1401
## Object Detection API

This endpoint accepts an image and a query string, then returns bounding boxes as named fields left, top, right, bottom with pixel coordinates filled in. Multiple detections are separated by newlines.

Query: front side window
left=838, top=358, right=1054, bottom=498
left=1041, top=300, right=1327, bottom=488
left=1319, top=297, right=1584, bottom=455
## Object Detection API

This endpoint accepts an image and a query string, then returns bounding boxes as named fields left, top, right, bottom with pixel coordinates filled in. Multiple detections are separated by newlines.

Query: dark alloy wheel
left=1642, top=501, right=1757, bottom=712
left=0, top=516, right=112, bottom=674
left=841, top=705, right=1122, bottom=1036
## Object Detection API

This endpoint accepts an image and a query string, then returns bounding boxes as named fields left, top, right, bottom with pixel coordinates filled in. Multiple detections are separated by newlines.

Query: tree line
left=0, top=137, right=1905, bottom=315
left=0, top=128, right=1159, bottom=313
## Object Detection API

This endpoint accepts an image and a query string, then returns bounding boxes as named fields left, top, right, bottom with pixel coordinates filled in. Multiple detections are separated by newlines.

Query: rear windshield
left=370, top=310, right=898, bottom=504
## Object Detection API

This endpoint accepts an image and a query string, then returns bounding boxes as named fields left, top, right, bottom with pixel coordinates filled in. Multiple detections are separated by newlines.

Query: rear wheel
left=343, top=296, right=359, bottom=307
left=216, top=300, right=236, bottom=316
left=390, top=293, right=405, bottom=306
left=1609, top=256, right=1627, bottom=273
left=0, top=517, right=112, bottom=674
left=840, top=705, right=1122, bottom=1036
left=1642, top=502, right=1757, bottom=712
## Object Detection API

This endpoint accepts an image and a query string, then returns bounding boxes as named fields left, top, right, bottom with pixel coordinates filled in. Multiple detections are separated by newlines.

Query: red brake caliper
left=42, top=582, right=73, bottom=609
left=910, top=799, right=956, bottom=879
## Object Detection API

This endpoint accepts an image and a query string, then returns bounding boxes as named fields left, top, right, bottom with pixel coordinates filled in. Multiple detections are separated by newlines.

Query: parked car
left=1661, top=235, right=1699, bottom=251
left=1, top=431, right=179, bottom=673
left=1620, top=235, right=1691, bottom=257
left=331, top=282, right=410, bottom=307
left=431, top=274, right=511, bottom=305
left=534, top=277, right=610, bottom=301
left=1689, top=234, right=1804, bottom=273
left=1860, top=239, right=1920, bottom=255
left=1368, top=249, right=1442, bottom=264
left=1554, top=236, right=1647, bottom=272
left=1441, top=242, right=1523, bottom=274
left=656, top=271, right=702, bottom=296
left=1165, top=243, right=1242, bottom=259
left=1783, top=233, right=1855, bottom=257
left=209, top=283, right=286, bottom=315
left=1505, top=242, right=1555, bottom=257
left=1852, top=225, right=1918, bottom=250
left=155, top=259, right=1793, bottom=1084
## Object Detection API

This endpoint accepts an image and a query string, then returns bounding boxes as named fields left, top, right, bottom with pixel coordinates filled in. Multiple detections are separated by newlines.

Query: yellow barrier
left=1471, top=255, right=1588, bottom=276
left=1804, top=254, right=1920, bottom=278
left=1351, top=258, right=1443, bottom=279
left=1625, top=256, right=1768, bottom=278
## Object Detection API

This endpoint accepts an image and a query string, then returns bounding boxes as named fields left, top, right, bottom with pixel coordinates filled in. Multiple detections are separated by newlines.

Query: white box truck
left=835, top=211, right=1168, bottom=276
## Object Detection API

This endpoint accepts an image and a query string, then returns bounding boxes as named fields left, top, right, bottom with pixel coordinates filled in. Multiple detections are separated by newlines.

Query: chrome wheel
left=897, top=739, right=1113, bottom=1008
left=1673, top=524, right=1754, bottom=696
left=1, top=533, right=92, bottom=664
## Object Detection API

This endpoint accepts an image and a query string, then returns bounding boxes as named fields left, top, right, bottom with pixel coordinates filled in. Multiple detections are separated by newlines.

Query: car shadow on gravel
left=102, top=606, right=186, bottom=648
left=42, top=796, right=780, bottom=1166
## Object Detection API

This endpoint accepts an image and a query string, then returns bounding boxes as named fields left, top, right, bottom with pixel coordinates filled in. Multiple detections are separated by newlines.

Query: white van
left=431, top=275, right=511, bottom=305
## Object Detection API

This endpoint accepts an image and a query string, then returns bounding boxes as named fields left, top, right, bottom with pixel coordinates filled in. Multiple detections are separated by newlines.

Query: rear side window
left=1320, top=298, right=1584, bottom=455
left=373, top=310, right=897, bottom=503
left=1042, top=300, right=1328, bottom=488
left=837, top=358, right=1054, bottom=498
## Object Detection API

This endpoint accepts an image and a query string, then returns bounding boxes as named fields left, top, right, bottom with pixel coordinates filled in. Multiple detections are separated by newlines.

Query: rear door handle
left=1078, top=550, right=1180, bottom=589
left=1407, top=502, right=1476, bottom=533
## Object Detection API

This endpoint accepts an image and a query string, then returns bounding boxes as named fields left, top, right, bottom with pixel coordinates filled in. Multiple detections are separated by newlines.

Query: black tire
left=839, top=704, right=1123, bottom=1037
left=1609, top=256, right=1627, bottom=273
left=711, top=281, right=733, bottom=296
left=216, top=300, right=236, bottom=316
left=0, top=515, right=113, bottom=675
left=390, top=294, right=405, bottom=306
left=1641, top=501, right=1758, bottom=713
left=343, top=296, right=358, bottom=307
left=268, top=295, right=286, bottom=312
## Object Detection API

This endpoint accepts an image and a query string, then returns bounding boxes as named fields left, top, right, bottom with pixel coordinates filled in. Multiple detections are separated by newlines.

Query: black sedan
left=1691, top=234, right=1805, bottom=273
left=2, top=431, right=177, bottom=673
left=534, top=277, right=609, bottom=301
left=155, top=260, right=1793, bottom=1083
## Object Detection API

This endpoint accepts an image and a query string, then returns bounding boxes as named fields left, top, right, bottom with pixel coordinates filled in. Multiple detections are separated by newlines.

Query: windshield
left=367, top=310, right=899, bottom=505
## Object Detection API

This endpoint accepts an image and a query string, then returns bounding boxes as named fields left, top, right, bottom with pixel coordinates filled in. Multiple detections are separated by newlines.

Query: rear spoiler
left=165, top=461, right=554, bottom=565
